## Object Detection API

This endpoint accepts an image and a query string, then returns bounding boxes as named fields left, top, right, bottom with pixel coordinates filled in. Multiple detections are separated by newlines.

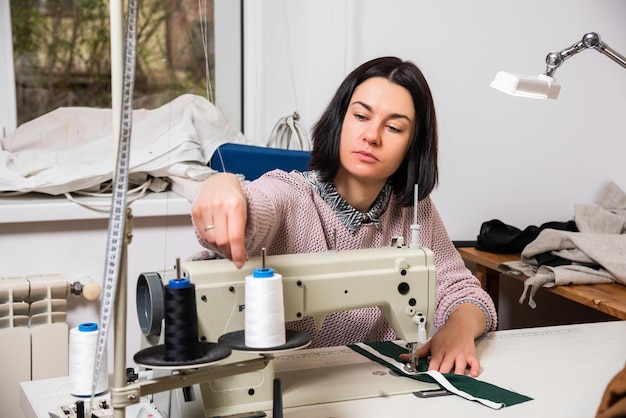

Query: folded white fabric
left=0, top=94, right=248, bottom=195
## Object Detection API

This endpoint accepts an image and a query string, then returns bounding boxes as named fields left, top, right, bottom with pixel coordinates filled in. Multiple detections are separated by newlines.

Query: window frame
left=0, top=1, right=17, bottom=137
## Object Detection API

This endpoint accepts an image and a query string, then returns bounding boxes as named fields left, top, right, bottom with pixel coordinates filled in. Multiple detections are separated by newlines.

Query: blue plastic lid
left=253, top=268, right=275, bottom=278
left=168, top=278, right=191, bottom=288
left=78, top=322, right=98, bottom=332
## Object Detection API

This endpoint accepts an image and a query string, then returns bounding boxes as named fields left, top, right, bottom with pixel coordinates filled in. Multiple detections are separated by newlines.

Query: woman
left=191, top=56, right=496, bottom=377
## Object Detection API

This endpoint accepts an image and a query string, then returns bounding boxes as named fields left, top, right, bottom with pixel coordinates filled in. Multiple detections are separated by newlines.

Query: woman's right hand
left=191, top=173, right=248, bottom=268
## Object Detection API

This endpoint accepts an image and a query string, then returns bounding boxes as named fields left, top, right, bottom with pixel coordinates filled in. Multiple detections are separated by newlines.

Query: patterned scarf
left=301, top=171, right=392, bottom=233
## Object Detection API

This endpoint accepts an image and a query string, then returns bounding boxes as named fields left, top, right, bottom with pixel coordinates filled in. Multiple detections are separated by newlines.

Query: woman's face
left=338, top=77, right=415, bottom=185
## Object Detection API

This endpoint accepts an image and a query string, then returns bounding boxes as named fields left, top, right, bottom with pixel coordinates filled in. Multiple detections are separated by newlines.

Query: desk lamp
left=490, top=32, right=626, bottom=99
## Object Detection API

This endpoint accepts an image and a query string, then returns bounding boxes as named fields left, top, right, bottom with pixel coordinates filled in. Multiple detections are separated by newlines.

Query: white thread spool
left=69, top=322, right=108, bottom=396
left=245, top=268, right=286, bottom=348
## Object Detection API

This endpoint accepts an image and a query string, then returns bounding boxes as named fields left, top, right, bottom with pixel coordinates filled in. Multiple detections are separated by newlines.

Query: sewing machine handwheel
left=133, top=341, right=232, bottom=369
left=218, top=329, right=310, bottom=352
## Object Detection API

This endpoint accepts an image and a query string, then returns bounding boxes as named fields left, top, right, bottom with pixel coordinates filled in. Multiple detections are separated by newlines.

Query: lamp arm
left=544, top=32, right=626, bottom=77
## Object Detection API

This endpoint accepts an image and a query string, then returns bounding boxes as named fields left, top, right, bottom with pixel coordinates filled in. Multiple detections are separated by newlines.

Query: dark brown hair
left=309, top=56, right=438, bottom=206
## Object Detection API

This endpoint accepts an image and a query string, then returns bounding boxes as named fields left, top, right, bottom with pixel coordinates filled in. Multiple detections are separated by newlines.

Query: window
left=6, top=0, right=241, bottom=132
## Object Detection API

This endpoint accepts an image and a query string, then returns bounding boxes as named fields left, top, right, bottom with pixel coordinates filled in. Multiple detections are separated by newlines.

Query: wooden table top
left=457, top=246, right=626, bottom=320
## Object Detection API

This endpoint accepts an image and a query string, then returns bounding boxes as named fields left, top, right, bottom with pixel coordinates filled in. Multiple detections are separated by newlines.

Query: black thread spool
left=164, top=278, right=201, bottom=362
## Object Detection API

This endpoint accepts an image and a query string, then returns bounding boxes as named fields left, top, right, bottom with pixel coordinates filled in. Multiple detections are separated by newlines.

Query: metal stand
left=112, top=207, right=132, bottom=418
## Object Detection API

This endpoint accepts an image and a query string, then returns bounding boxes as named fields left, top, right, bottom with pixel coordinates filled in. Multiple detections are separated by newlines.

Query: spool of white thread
left=245, top=267, right=286, bottom=348
left=69, top=322, right=108, bottom=397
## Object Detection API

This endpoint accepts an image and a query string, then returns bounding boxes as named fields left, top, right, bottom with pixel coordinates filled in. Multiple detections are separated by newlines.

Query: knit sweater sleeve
left=419, top=198, right=498, bottom=332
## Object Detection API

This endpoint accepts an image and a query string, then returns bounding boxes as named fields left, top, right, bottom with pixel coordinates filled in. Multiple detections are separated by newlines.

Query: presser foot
left=403, top=342, right=418, bottom=373
left=403, top=362, right=418, bottom=373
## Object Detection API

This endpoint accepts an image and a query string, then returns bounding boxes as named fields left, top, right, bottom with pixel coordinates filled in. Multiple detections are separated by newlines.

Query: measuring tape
left=92, top=0, right=139, bottom=398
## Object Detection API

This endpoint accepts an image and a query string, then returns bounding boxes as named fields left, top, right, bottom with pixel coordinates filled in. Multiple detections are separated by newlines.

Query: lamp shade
left=490, top=71, right=561, bottom=99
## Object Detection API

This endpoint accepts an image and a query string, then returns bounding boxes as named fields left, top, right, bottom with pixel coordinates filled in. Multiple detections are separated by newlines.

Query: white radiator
left=0, top=274, right=69, bottom=418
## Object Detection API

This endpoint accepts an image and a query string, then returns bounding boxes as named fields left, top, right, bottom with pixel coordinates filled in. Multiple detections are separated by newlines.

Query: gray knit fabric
left=505, top=181, right=626, bottom=308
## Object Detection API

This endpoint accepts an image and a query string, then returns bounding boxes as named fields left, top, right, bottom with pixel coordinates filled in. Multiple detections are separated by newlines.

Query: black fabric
left=475, top=220, right=539, bottom=254
left=535, top=251, right=602, bottom=270
left=534, top=251, right=574, bottom=267
left=475, top=219, right=578, bottom=254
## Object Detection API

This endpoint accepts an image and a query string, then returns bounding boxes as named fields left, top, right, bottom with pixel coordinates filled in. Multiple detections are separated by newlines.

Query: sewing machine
left=133, top=241, right=436, bottom=417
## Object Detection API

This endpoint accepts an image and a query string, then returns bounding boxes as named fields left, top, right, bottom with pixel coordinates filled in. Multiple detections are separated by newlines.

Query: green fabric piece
left=348, top=341, right=533, bottom=408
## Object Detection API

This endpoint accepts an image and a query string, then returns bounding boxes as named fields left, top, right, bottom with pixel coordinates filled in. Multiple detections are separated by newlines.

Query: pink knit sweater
left=201, top=169, right=497, bottom=347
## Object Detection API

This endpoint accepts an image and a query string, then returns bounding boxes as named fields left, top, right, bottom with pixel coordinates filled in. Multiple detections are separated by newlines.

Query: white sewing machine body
left=135, top=243, right=436, bottom=417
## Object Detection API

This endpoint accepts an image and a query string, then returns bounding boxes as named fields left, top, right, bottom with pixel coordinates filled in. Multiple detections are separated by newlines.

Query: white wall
left=243, top=0, right=626, bottom=241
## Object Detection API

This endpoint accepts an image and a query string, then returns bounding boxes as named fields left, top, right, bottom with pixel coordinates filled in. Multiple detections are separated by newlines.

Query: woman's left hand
left=400, top=302, right=485, bottom=377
